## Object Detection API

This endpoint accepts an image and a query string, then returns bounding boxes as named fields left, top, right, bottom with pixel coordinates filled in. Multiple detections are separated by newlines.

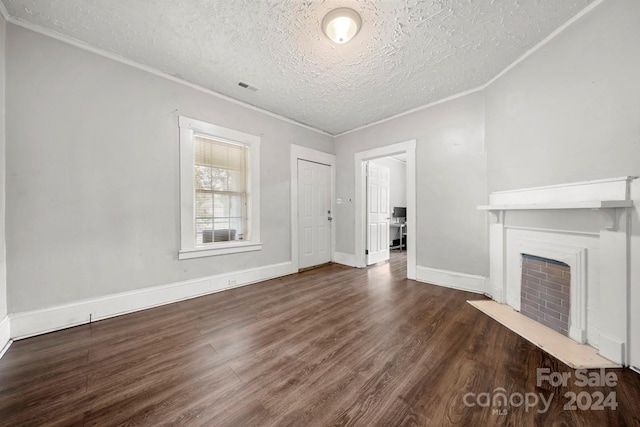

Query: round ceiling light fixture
left=322, top=8, right=361, bottom=44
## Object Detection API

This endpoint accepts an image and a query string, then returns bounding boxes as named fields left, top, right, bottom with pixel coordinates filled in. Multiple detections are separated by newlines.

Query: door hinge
left=365, top=250, right=369, bottom=255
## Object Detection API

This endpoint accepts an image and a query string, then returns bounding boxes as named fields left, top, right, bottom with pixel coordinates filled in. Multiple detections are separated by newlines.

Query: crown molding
left=2, top=0, right=608, bottom=138
left=3, top=14, right=332, bottom=137
left=335, top=85, right=484, bottom=137
left=484, top=0, right=606, bottom=88
left=335, top=0, right=607, bottom=138
left=0, top=1, right=9, bottom=21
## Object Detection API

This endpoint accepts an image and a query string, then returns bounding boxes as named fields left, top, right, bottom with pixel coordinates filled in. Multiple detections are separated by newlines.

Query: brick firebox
left=520, top=254, right=571, bottom=336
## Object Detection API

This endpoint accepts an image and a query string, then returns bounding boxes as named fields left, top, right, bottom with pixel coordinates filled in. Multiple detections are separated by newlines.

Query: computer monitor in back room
left=393, top=206, right=406, bottom=222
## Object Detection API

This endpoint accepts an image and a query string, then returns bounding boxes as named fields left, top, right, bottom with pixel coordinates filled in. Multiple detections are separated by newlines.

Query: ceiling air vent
left=238, top=82, right=258, bottom=92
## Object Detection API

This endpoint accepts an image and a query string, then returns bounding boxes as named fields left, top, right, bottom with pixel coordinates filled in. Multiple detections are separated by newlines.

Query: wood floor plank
left=1, top=251, right=639, bottom=425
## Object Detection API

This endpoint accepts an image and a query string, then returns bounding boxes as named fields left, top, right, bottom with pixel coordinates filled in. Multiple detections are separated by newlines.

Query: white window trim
left=178, top=116, right=261, bottom=259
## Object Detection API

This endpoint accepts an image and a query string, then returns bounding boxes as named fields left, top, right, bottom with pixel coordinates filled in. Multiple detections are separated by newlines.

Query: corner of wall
left=333, top=252, right=357, bottom=267
left=0, top=315, right=10, bottom=358
left=416, top=265, right=488, bottom=294
left=1, top=12, right=12, bottom=357
left=0, top=4, right=8, bottom=324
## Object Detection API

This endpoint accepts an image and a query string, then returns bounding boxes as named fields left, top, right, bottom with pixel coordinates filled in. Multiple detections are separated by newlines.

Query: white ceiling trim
left=336, top=0, right=607, bottom=138
left=335, top=85, right=484, bottom=137
left=1, top=0, right=606, bottom=137
left=0, top=1, right=9, bottom=20
left=484, top=0, right=606, bottom=88
left=3, top=14, right=333, bottom=137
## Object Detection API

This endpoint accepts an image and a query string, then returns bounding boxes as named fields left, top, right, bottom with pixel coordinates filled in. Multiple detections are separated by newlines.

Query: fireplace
left=479, top=177, right=635, bottom=365
left=505, top=231, right=588, bottom=344
left=520, top=254, right=570, bottom=337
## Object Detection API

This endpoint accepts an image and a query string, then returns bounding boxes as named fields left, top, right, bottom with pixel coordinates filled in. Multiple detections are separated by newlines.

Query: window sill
left=179, top=242, right=263, bottom=260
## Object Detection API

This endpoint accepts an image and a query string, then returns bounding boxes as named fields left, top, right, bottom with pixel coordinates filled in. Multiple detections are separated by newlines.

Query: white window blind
left=194, top=135, right=249, bottom=245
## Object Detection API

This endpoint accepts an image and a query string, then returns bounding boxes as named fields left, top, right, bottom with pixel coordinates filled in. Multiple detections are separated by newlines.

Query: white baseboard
left=416, top=265, right=488, bottom=294
left=10, top=261, right=293, bottom=340
left=0, top=315, right=11, bottom=358
left=333, top=251, right=357, bottom=267
left=598, top=333, right=625, bottom=365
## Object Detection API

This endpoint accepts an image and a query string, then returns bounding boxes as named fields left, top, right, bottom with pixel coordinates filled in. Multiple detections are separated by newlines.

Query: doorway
left=290, top=144, right=336, bottom=273
left=365, top=155, right=409, bottom=268
left=355, top=140, right=416, bottom=279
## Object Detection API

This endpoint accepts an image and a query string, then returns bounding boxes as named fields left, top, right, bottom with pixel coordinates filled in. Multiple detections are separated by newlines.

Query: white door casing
left=354, top=139, right=416, bottom=279
left=366, top=162, right=390, bottom=265
left=298, top=160, right=332, bottom=269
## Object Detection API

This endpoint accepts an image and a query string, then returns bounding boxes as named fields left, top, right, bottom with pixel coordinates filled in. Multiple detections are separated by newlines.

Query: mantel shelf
left=477, top=200, right=633, bottom=211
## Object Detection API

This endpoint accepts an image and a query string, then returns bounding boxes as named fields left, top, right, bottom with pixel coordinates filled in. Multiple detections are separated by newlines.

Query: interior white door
left=366, top=161, right=390, bottom=265
left=298, top=159, right=332, bottom=269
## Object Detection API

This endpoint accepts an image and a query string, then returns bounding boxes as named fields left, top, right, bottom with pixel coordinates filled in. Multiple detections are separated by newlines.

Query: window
left=179, top=116, right=261, bottom=259
left=194, top=136, right=247, bottom=244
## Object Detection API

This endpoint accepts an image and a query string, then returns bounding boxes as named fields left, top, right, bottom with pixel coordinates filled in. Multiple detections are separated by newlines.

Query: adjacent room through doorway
left=354, top=139, right=416, bottom=280
left=365, top=155, right=408, bottom=274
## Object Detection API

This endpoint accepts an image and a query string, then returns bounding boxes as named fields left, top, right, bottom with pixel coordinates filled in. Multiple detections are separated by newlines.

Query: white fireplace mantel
left=478, top=177, right=635, bottom=231
left=481, top=176, right=635, bottom=206
left=479, top=176, right=636, bottom=365
left=478, top=199, right=632, bottom=211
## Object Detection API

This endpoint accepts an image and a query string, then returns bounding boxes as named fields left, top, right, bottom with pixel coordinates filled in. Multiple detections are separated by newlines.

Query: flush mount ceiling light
left=322, top=8, right=361, bottom=44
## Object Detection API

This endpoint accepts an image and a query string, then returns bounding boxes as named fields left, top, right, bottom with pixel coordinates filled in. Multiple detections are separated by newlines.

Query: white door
left=366, top=161, right=390, bottom=265
left=298, top=159, right=332, bottom=269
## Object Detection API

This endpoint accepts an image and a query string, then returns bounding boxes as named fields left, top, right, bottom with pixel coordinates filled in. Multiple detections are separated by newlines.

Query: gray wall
left=0, top=15, right=6, bottom=320
left=485, top=0, right=640, bottom=191
left=335, top=92, right=488, bottom=276
left=3, top=0, right=639, bottom=329
left=5, top=25, right=333, bottom=313
left=334, top=0, right=640, bottom=280
left=485, top=0, right=640, bottom=366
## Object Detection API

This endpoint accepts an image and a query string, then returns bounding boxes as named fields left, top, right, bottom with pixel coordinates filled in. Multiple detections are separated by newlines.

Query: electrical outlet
left=228, top=279, right=237, bottom=286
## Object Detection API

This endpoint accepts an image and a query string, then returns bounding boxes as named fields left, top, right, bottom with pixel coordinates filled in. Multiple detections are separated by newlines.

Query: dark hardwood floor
left=1, top=251, right=639, bottom=426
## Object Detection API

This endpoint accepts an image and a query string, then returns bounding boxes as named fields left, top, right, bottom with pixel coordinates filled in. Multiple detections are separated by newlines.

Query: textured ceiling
left=3, top=0, right=594, bottom=135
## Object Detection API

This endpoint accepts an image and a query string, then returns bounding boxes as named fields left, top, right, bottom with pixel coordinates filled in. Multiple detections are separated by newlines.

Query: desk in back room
left=389, top=222, right=406, bottom=250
